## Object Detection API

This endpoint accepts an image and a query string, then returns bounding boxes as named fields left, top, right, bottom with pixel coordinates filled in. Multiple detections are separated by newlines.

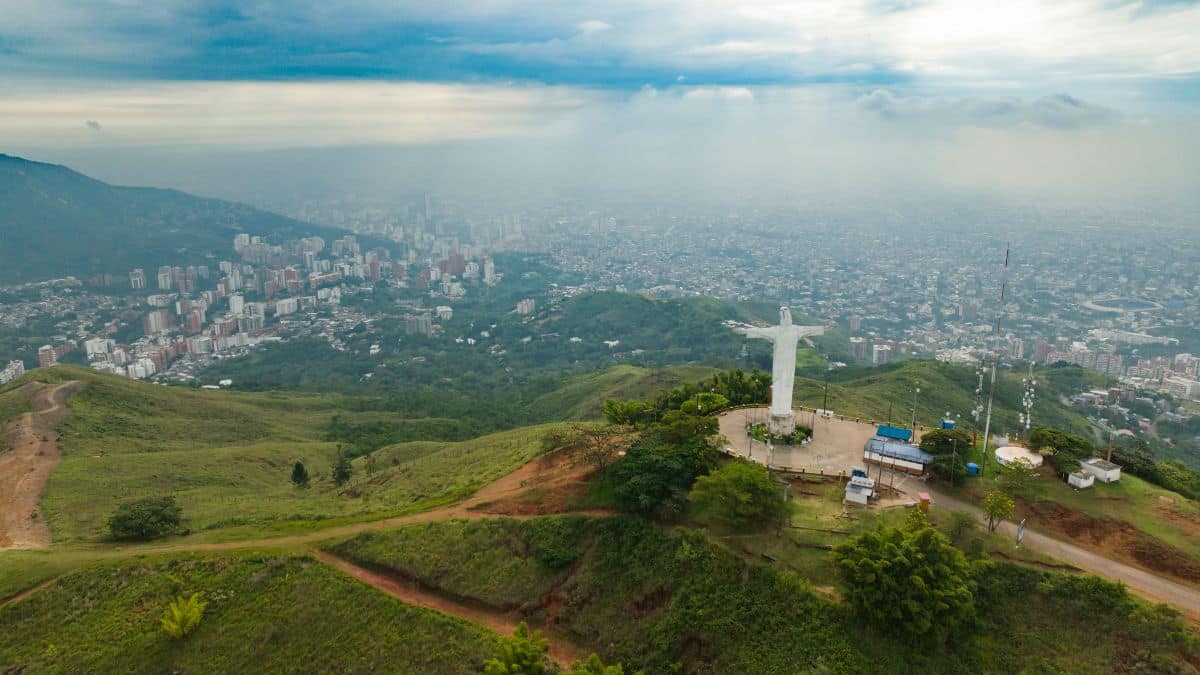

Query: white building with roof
left=1080, top=457, right=1121, bottom=483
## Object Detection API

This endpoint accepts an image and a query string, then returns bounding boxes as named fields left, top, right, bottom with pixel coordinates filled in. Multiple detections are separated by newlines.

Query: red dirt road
left=0, top=380, right=83, bottom=550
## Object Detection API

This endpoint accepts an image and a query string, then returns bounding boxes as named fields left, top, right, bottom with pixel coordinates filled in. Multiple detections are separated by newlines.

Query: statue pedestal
left=768, top=412, right=796, bottom=437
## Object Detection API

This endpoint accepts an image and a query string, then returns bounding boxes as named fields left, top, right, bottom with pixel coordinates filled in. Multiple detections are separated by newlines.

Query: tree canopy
left=688, top=460, right=788, bottom=531
left=983, top=491, right=1015, bottom=533
left=106, top=495, right=183, bottom=541
left=608, top=437, right=718, bottom=519
left=833, top=509, right=977, bottom=644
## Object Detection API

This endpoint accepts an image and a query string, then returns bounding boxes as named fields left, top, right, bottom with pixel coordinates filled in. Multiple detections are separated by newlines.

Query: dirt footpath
left=0, top=380, right=83, bottom=550
left=313, top=550, right=585, bottom=667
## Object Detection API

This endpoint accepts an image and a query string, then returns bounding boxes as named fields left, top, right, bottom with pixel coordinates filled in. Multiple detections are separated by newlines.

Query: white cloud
left=0, top=80, right=592, bottom=147
left=577, top=19, right=612, bottom=36
left=856, top=89, right=1119, bottom=128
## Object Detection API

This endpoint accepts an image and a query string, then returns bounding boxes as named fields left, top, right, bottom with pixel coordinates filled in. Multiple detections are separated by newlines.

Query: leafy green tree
left=983, top=491, right=1014, bottom=533
left=332, top=446, right=353, bottom=486
left=679, top=392, right=730, bottom=416
left=608, top=437, right=717, bottom=519
left=919, top=428, right=973, bottom=456
left=944, top=509, right=980, bottom=545
left=650, top=410, right=718, bottom=446
left=920, top=428, right=972, bottom=485
left=833, top=509, right=976, bottom=644
left=688, top=461, right=788, bottom=531
left=107, top=496, right=182, bottom=541
left=999, top=457, right=1038, bottom=494
left=160, top=593, right=206, bottom=639
left=291, top=461, right=310, bottom=488
left=1029, top=427, right=1095, bottom=472
left=571, top=653, right=641, bottom=675
left=483, top=622, right=549, bottom=675
left=602, top=398, right=653, bottom=426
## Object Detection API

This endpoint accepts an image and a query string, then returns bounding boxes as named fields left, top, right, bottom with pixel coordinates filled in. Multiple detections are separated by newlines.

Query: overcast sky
left=2, top=0, right=1198, bottom=206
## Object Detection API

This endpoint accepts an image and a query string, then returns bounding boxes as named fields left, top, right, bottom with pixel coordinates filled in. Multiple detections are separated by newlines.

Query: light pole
left=910, top=383, right=921, bottom=437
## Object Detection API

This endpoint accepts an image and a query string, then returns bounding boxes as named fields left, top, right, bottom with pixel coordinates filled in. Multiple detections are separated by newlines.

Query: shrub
left=290, top=461, right=310, bottom=488
left=483, top=622, right=549, bottom=675
left=527, top=517, right=584, bottom=570
left=107, top=496, right=182, bottom=541
left=834, top=509, right=976, bottom=645
left=160, top=593, right=206, bottom=639
left=688, top=461, right=788, bottom=531
left=332, top=447, right=353, bottom=486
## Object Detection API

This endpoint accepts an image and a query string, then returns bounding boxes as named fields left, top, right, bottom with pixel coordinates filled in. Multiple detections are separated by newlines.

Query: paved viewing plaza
left=717, top=406, right=927, bottom=480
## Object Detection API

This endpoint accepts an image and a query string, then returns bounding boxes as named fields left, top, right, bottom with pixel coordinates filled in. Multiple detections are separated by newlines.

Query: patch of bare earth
left=0, top=380, right=83, bottom=550
left=468, top=448, right=604, bottom=517
left=1017, top=498, right=1200, bottom=586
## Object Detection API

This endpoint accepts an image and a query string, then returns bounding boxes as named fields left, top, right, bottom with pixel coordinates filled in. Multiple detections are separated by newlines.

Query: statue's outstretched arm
left=744, top=326, right=777, bottom=340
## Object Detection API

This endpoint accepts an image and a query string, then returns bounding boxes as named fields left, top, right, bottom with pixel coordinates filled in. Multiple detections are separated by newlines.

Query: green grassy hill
left=331, top=516, right=1198, bottom=674
left=792, top=361, right=1097, bottom=439
left=23, top=366, right=551, bottom=542
left=0, top=552, right=499, bottom=673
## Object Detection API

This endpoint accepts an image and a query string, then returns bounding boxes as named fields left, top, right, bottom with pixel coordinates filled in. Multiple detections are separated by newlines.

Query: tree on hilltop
left=688, top=460, right=788, bottom=531
left=291, top=461, right=310, bottom=488
left=332, top=446, right=353, bottom=486
left=107, top=495, right=183, bottom=541
left=983, top=491, right=1015, bottom=533
left=834, top=508, right=976, bottom=644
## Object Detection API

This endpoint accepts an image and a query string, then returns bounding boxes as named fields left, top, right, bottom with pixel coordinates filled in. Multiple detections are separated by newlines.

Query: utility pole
left=981, top=245, right=1009, bottom=480
left=980, top=358, right=997, bottom=478
left=951, top=437, right=959, bottom=484
left=910, top=384, right=921, bottom=437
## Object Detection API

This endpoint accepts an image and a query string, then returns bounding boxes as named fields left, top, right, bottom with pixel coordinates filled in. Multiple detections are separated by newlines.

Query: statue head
left=779, top=306, right=792, bottom=326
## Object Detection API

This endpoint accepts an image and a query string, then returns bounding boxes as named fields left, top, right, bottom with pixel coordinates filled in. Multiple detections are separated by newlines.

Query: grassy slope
left=28, top=366, right=551, bottom=541
left=791, top=360, right=1096, bottom=438
left=0, top=553, right=499, bottom=673
left=976, top=468, right=1200, bottom=573
left=530, top=364, right=720, bottom=421
left=330, top=516, right=1197, bottom=674
left=0, top=380, right=36, bottom=453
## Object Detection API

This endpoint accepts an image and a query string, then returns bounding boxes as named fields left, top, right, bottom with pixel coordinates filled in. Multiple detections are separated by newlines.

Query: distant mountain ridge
left=0, top=153, right=349, bottom=284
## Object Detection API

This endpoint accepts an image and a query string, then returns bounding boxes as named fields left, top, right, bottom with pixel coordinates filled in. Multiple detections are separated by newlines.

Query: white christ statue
left=744, top=307, right=825, bottom=436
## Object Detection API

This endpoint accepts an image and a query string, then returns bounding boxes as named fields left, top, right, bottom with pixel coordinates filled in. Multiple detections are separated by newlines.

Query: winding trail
left=313, top=550, right=584, bottom=667
left=8, top=379, right=1200, bottom=649
left=0, top=380, right=83, bottom=550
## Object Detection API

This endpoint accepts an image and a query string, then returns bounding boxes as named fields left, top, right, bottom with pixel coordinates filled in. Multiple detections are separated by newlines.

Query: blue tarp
left=865, top=438, right=934, bottom=464
left=875, top=425, right=913, bottom=442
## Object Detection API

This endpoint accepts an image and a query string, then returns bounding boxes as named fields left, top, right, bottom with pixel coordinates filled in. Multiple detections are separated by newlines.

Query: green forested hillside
left=0, top=153, right=351, bottom=283
left=331, top=516, right=1198, bottom=674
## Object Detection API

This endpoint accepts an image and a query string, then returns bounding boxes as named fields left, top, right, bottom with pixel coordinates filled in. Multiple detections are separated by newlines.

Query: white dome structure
left=995, top=446, right=1044, bottom=468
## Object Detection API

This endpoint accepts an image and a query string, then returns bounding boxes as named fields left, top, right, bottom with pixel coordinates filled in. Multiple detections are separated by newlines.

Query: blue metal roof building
left=864, top=438, right=934, bottom=465
left=875, top=425, right=913, bottom=443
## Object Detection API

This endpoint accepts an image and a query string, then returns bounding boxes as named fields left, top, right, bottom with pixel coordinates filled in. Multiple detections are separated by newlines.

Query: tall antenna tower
left=979, top=245, right=1009, bottom=478
left=1018, top=361, right=1037, bottom=438
left=970, top=357, right=986, bottom=448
